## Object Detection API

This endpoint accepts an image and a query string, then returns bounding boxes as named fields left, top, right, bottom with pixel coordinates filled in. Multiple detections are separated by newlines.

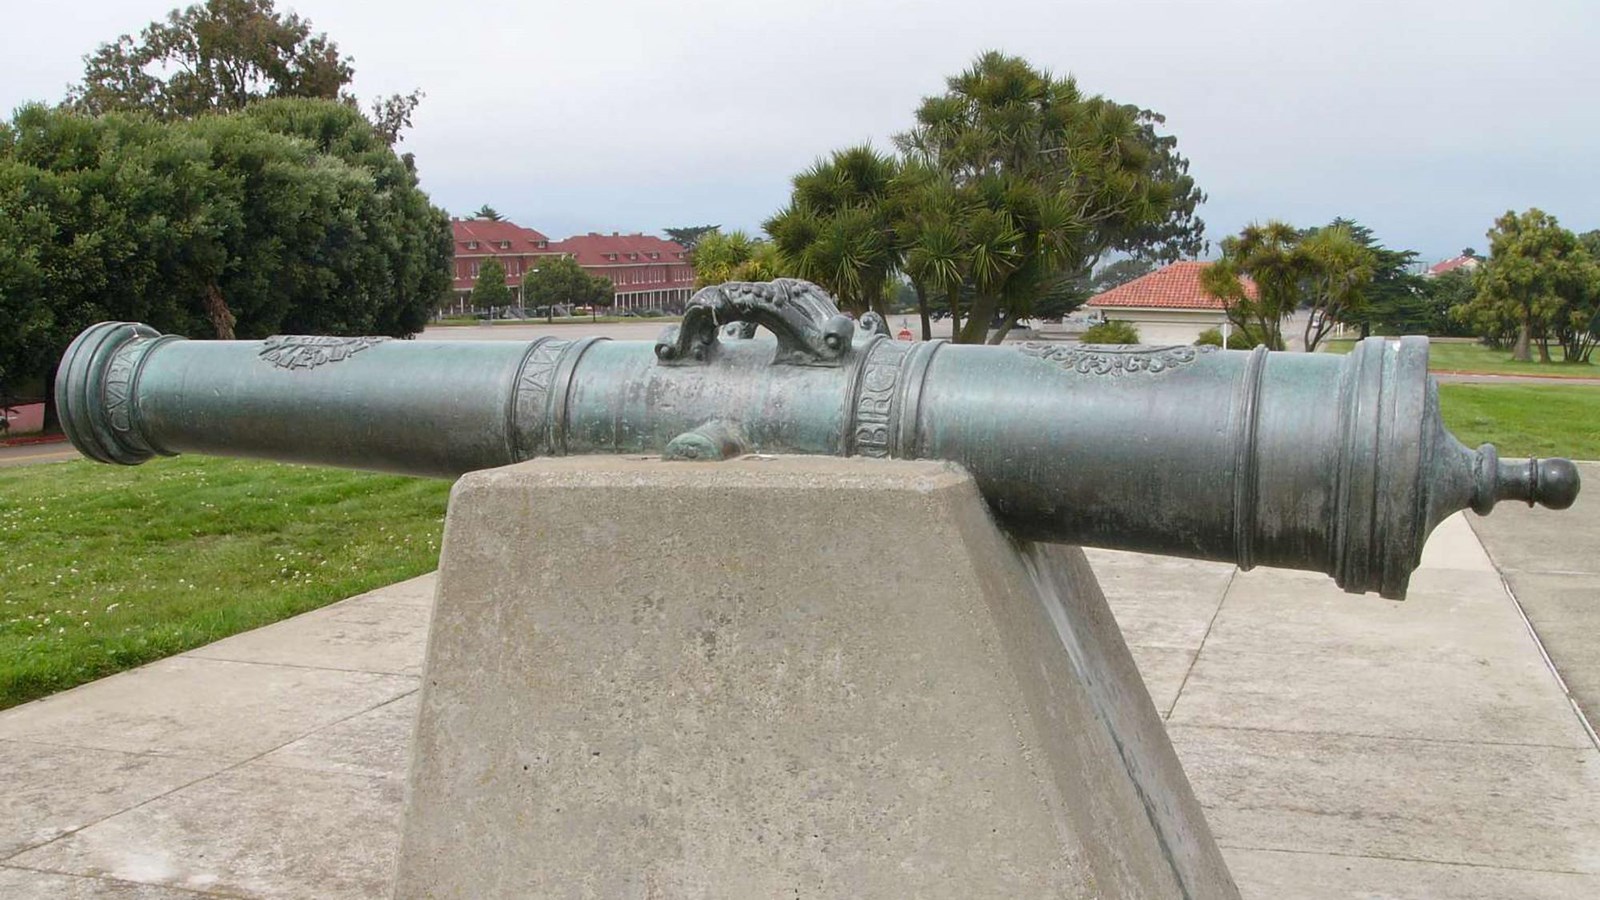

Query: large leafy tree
left=471, top=259, right=511, bottom=312
left=227, top=99, right=453, bottom=336
left=521, top=255, right=612, bottom=318
left=891, top=52, right=1206, bottom=343
left=1567, top=230, right=1600, bottom=363
left=1428, top=269, right=1481, bottom=338
left=1033, top=257, right=1157, bottom=326
left=1461, top=209, right=1597, bottom=362
left=67, top=0, right=421, bottom=144
left=1320, top=219, right=1427, bottom=337
left=0, top=100, right=451, bottom=415
left=1092, top=258, right=1156, bottom=293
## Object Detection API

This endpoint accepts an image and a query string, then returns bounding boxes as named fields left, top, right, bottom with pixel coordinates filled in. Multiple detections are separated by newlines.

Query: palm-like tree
left=690, top=229, right=789, bottom=288
left=1298, top=225, right=1375, bottom=351
left=760, top=52, right=1203, bottom=344
left=891, top=51, right=1198, bottom=343
left=895, top=163, right=967, bottom=337
left=1200, top=222, right=1304, bottom=351
left=766, top=146, right=901, bottom=317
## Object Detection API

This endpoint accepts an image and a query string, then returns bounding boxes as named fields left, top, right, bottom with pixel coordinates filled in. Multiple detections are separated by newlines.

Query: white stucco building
left=1085, top=261, right=1252, bottom=345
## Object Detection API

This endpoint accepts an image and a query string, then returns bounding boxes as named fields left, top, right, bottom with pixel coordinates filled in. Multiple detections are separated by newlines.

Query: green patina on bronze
left=57, top=278, right=1579, bottom=599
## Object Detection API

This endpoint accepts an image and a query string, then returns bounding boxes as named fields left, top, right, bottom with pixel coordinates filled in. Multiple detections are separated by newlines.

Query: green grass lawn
left=0, top=456, right=449, bottom=709
left=1323, top=338, right=1598, bottom=378
left=1, top=381, right=1593, bottom=709
left=1439, top=384, right=1600, bottom=459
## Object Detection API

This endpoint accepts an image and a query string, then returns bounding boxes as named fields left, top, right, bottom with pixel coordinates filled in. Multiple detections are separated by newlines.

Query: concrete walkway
left=0, top=515, right=1596, bottom=898
left=1469, top=461, right=1600, bottom=734
left=0, top=441, right=78, bottom=468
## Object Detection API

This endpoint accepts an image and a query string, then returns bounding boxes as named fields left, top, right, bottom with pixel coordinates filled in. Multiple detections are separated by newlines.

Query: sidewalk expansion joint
left=1168, top=720, right=1596, bottom=751
left=1167, top=566, right=1237, bottom=719
left=0, top=735, right=219, bottom=762
left=1214, top=843, right=1600, bottom=877
left=0, top=687, right=418, bottom=869
left=1495, top=570, right=1600, bottom=753
left=0, top=862, right=247, bottom=897
left=178, top=651, right=419, bottom=678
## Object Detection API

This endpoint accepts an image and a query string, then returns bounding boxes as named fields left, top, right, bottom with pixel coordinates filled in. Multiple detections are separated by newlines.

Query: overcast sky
left=3, top=0, right=1596, bottom=263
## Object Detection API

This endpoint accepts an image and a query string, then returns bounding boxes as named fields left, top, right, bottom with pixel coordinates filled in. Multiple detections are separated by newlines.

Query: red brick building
left=549, top=232, right=696, bottom=312
left=447, top=219, right=697, bottom=315
left=446, top=219, right=563, bottom=313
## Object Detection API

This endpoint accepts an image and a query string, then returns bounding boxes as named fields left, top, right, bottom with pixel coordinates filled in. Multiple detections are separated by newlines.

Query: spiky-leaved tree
left=1296, top=224, right=1375, bottom=351
left=760, top=52, right=1204, bottom=344
left=895, top=160, right=967, bottom=339
left=765, top=146, right=902, bottom=318
left=1201, top=221, right=1378, bottom=352
left=892, top=52, right=1203, bottom=343
left=689, top=229, right=789, bottom=288
left=1200, top=223, right=1303, bottom=351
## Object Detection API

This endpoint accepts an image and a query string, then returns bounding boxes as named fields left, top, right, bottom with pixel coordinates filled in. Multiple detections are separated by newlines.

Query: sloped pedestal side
left=395, top=456, right=1238, bottom=899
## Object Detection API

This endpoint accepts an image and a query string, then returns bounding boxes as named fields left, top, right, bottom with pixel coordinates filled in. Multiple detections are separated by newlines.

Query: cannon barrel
left=56, top=279, right=1578, bottom=599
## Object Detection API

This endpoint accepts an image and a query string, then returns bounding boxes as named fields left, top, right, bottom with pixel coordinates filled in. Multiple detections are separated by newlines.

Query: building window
left=471, top=262, right=480, bottom=277
left=467, top=241, right=479, bottom=250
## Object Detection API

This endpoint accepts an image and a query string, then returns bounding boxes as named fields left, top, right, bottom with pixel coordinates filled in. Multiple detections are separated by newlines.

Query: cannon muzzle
left=56, top=279, right=1579, bottom=598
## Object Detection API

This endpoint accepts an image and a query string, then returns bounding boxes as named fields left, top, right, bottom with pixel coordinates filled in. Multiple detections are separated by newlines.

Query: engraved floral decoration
left=102, top=345, right=138, bottom=433
left=259, top=336, right=390, bottom=370
left=1015, top=343, right=1216, bottom=376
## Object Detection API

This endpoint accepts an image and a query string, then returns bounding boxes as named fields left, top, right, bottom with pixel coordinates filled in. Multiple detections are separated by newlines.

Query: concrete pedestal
left=395, top=456, right=1238, bottom=899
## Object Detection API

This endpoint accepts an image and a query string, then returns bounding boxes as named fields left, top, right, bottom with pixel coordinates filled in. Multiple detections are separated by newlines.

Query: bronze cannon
left=56, top=279, right=1578, bottom=598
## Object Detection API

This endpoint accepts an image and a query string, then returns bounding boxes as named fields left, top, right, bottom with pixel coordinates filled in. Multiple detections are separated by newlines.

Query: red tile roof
left=1087, top=261, right=1254, bottom=311
left=550, top=232, right=688, bottom=266
left=452, top=218, right=552, bottom=255
left=1428, top=255, right=1480, bottom=276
